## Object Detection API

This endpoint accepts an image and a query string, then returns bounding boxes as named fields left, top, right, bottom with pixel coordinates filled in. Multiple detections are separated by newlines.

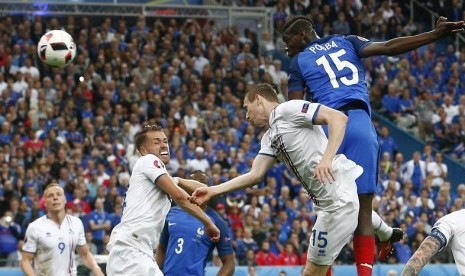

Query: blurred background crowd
left=0, top=0, right=465, bottom=269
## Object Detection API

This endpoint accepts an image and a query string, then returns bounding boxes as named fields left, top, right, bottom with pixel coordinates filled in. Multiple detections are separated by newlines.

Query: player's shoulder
left=134, top=154, right=164, bottom=168
left=27, top=215, right=47, bottom=229
left=66, top=215, right=85, bottom=226
left=276, top=100, right=313, bottom=116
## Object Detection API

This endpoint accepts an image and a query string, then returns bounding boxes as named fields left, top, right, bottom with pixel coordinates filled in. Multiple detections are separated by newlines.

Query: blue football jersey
left=160, top=206, right=233, bottom=276
left=288, top=35, right=372, bottom=113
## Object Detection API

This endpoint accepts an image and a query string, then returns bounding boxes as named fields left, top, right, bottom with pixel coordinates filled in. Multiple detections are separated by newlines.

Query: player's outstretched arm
left=401, top=236, right=441, bottom=276
left=77, top=245, right=104, bottom=276
left=173, top=177, right=207, bottom=195
left=362, top=16, right=465, bottom=57
left=20, top=251, right=36, bottom=276
left=312, top=105, right=348, bottom=184
left=190, top=154, right=275, bottom=206
left=157, top=174, right=220, bottom=241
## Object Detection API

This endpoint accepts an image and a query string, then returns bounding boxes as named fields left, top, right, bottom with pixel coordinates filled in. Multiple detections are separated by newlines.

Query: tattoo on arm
left=402, top=236, right=441, bottom=276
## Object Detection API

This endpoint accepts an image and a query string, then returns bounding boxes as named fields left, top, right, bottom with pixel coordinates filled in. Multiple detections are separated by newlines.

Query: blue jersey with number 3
left=288, top=35, right=372, bottom=113
left=160, top=206, right=233, bottom=276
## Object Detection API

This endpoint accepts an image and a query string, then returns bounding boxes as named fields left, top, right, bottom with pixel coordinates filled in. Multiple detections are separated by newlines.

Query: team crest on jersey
left=196, top=227, right=204, bottom=237
left=318, top=249, right=326, bottom=256
left=301, top=102, right=309, bottom=113
left=46, top=232, right=51, bottom=237
left=153, top=160, right=164, bottom=169
left=357, top=36, right=369, bottom=41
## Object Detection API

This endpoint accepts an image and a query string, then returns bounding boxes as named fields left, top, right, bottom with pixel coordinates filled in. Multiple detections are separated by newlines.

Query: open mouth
left=160, top=151, right=169, bottom=157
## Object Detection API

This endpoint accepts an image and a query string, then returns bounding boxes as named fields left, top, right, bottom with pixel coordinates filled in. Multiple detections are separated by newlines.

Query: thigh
left=307, top=202, right=359, bottom=266
left=340, top=110, right=379, bottom=194
left=107, top=243, right=162, bottom=276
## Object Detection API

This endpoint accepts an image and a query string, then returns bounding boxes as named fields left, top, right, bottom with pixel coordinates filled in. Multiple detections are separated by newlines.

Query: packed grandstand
left=0, top=0, right=464, bottom=270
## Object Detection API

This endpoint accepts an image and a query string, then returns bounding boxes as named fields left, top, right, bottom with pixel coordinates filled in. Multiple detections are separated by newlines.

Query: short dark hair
left=281, top=16, right=314, bottom=35
left=134, top=124, right=165, bottom=152
left=189, top=170, right=209, bottom=185
left=245, top=83, right=278, bottom=103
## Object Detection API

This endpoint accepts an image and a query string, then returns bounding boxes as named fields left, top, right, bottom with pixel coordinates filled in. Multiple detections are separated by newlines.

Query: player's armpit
left=401, top=236, right=441, bottom=276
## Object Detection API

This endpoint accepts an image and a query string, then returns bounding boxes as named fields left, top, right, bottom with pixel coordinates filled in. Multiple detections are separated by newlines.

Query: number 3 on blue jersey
left=315, top=49, right=359, bottom=88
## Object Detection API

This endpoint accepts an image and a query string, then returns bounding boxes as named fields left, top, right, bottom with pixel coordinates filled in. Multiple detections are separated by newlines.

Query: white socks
left=372, top=210, right=393, bottom=242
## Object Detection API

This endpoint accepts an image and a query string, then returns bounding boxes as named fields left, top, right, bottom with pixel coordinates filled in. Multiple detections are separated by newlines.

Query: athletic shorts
left=106, top=241, right=163, bottom=276
left=307, top=198, right=359, bottom=265
left=336, top=109, right=379, bottom=194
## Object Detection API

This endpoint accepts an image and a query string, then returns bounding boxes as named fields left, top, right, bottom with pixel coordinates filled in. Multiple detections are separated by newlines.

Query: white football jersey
left=259, top=100, right=362, bottom=211
left=430, top=209, right=465, bottom=274
left=108, top=154, right=171, bottom=257
left=22, top=215, right=86, bottom=276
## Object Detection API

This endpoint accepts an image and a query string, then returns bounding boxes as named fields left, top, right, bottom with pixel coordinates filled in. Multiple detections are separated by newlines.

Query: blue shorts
left=324, top=109, right=379, bottom=194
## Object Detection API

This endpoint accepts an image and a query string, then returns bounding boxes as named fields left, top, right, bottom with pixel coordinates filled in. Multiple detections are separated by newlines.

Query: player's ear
left=138, top=146, right=147, bottom=156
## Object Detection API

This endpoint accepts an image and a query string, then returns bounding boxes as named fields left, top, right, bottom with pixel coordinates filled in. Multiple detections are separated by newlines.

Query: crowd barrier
left=0, top=264, right=459, bottom=275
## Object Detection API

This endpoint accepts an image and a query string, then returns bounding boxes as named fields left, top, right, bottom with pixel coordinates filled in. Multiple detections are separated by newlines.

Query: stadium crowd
left=0, top=0, right=465, bottom=269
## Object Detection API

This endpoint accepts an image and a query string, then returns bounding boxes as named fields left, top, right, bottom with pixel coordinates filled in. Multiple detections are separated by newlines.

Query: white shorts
left=307, top=199, right=359, bottom=266
left=106, top=241, right=163, bottom=276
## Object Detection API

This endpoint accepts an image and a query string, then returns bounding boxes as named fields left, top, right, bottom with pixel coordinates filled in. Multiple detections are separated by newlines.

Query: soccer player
left=282, top=15, right=464, bottom=274
left=20, top=183, right=104, bottom=276
left=402, top=209, right=465, bottom=275
left=191, top=83, right=362, bottom=276
left=156, top=170, right=235, bottom=276
left=106, top=125, right=220, bottom=276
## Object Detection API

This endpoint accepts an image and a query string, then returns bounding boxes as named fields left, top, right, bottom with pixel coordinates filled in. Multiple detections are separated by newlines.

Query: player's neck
left=47, top=210, right=66, bottom=226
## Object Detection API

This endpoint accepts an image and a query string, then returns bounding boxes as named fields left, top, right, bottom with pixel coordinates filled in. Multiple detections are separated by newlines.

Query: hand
left=205, top=222, right=220, bottom=242
left=314, top=158, right=335, bottom=184
left=433, top=16, right=465, bottom=38
left=189, top=187, right=213, bottom=206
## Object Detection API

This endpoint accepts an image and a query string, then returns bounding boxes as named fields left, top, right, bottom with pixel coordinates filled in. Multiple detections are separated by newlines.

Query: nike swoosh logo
left=168, top=222, right=176, bottom=226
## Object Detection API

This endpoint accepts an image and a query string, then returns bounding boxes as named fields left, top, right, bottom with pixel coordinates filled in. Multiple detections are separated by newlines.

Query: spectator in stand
left=88, top=198, right=111, bottom=254
left=379, top=126, right=398, bottom=161
left=402, top=152, right=427, bottom=195
left=255, top=241, right=280, bottom=266
left=426, top=152, right=448, bottom=192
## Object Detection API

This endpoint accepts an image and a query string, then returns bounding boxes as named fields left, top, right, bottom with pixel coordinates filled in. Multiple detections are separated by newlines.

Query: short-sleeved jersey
left=259, top=100, right=362, bottom=211
left=429, top=209, right=465, bottom=274
left=22, top=215, right=86, bottom=276
left=287, top=35, right=372, bottom=113
left=160, top=206, right=233, bottom=276
left=108, top=154, right=171, bottom=257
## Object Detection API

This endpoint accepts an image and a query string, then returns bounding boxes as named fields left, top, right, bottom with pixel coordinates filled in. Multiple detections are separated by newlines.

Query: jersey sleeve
left=140, top=154, right=169, bottom=183
left=346, top=35, right=372, bottom=58
left=22, top=224, right=37, bottom=253
left=287, top=56, right=305, bottom=95
left=210, top=210, right=234, bottom=256
left=77, top=218, right=86, bottom=246
left=429, top=216, right=454, bottom=251
left=278, top=101, right=321, bottom=126
left=258, top=130, right=276, bottom=157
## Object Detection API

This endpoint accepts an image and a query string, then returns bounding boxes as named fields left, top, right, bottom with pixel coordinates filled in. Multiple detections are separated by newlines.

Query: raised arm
left=190, top=154, right=276, bottom=206
left=401, top=236, right=441, bottom=276
left=361, top=17, right=464, bottom=57
left=156, top=174, right=220, bottom=241
left=173, top=177, right=208, bottom=195
left=313, top=105, right=348, bottom=183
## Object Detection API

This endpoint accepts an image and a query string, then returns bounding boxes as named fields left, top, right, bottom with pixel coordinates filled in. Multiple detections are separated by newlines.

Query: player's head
left=281, top=16, right=317, bottom=57
left=135, top=124, right=170, bottom=164
left=243, top=83, right=278, bottom=128
left=189, top=170, right=209, bottom=185
left=43, top=183, right=66, bottom=213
